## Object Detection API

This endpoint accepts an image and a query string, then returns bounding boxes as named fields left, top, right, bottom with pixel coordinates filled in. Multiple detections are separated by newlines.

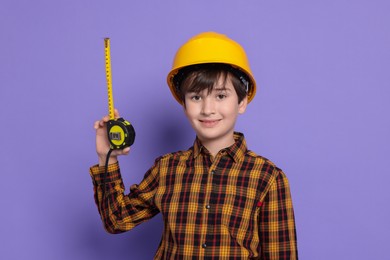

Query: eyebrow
left=185, top=86, right=233, bottom=95
left=213, top=87, right=232, bottom=92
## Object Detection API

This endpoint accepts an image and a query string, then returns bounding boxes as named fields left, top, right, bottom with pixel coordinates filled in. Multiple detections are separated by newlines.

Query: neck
left=199, top=135, right=235, bottom=157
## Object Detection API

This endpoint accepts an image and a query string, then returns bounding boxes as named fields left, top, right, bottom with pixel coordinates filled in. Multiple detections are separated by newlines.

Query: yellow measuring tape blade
left=104, top=38, right=115, bottom=120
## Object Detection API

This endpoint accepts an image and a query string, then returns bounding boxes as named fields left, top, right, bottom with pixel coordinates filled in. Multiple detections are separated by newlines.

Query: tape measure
left=104, top=38, right=135, bottom=149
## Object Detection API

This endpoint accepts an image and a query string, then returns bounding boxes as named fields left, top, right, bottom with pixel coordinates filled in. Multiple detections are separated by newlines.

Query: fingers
left=111, top=147, right=131, bottom=157
left=94, top=108, right=121, bottom=128
left=94, top=118, right=106, bottom=129
left=122, top=147, right=130, bottom=155
left=93, top=120, right=100, bottom=130
left=94, top=110, right=121, bottom=127
left=102, top=115, right=110, bottom=122
left=93, top=115, right=111, bottom=129
left=114, top=108, right=120, bottom=118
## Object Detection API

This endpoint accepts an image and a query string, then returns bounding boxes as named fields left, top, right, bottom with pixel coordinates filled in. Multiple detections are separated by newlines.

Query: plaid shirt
left=90, top=133, right=298, bottom=259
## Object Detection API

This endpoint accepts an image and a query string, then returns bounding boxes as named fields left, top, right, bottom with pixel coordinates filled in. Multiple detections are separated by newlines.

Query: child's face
left=183, top=75, right=247, bottom=146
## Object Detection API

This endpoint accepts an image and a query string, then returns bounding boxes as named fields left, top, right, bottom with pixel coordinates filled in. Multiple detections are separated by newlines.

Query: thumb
left=114, top=108, right=120, bottom=118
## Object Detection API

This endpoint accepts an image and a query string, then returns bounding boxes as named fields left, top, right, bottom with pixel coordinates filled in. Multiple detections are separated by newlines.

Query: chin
left=196, top=129, right=232, bottom=142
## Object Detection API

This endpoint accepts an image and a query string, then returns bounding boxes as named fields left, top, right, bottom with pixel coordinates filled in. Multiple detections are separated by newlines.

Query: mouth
left=199, top=119, right=221, bottom=127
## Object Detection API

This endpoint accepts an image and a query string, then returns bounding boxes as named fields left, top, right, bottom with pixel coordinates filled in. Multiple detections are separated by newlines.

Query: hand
left=94, top=109, right=131, bottom=166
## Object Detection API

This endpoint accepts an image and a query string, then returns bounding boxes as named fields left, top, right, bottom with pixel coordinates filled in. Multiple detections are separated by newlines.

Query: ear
left=238, top=96, right=248, bottom=114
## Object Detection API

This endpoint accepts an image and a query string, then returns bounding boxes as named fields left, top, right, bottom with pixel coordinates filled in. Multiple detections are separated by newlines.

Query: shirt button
left=211, top=170, right=216, bottom=174
left=202, top=243, right=207, bottom=248
left=205, top=204, right=210, bottom=209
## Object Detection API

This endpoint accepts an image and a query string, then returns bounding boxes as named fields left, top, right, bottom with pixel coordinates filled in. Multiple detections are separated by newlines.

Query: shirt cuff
left=89, top=162, right=122, bottom=185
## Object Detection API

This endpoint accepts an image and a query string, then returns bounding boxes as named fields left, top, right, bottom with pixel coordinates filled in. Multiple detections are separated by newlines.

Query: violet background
left=1, top=0, right=389, bottom=259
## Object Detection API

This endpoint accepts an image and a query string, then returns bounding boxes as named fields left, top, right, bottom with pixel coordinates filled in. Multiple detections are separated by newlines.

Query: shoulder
left=245, top=150, right=284, bottom=177
left=153, top=147, right=193, bottom=164
left=245, top=151, right=291, bottom=198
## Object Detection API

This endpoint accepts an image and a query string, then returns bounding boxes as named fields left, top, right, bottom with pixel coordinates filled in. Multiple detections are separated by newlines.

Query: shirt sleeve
left=258, top=169, right=298, bottom=259
left=89, top=160, right=160, bottom=234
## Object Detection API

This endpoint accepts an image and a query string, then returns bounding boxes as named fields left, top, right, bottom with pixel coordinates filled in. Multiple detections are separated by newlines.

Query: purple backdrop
left=1, top=0, right=389, bottom=259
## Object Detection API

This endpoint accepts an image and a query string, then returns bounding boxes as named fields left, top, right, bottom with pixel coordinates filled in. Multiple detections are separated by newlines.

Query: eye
left=191, top=95, right=202, bottom=101
left=217, top=94, right=227, bottom=100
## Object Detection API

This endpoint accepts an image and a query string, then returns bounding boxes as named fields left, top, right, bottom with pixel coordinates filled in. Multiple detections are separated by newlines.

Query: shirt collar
left=192, top=132, right=247, bottom=163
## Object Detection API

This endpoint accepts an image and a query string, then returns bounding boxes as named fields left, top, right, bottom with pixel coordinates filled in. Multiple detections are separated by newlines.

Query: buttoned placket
left=199, top=151, right=226, bottom=253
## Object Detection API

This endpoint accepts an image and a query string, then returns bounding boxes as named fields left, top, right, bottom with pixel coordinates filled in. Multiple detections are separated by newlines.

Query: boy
left=90, top=32, right=298, bottom=259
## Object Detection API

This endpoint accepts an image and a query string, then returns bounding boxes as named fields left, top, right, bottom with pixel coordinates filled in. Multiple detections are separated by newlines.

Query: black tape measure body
left=107, top=118, right=136, bottom=149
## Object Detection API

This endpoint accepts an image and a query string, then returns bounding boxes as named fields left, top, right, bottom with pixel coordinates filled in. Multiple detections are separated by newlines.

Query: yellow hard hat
left=167, top=32, right=257, bottom=104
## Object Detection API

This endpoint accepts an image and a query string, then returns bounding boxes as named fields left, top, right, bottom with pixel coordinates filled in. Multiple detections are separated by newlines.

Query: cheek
left=219, top=104, right=239, bottom=118
left=185, top=102, right=200, bottom=114
left=184, top=106, right=197, bottom=121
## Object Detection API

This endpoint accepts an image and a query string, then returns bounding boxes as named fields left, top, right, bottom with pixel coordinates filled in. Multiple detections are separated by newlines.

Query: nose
left=201, top=97, right=216, bottom=116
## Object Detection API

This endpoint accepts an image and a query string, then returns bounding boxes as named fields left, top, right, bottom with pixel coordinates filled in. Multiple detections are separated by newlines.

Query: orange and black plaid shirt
left=90, top=132, right=298, bottom=259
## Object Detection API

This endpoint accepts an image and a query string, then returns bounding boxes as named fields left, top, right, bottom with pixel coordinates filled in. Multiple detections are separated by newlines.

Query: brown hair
left=175, top=64, right=248, bottom=104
